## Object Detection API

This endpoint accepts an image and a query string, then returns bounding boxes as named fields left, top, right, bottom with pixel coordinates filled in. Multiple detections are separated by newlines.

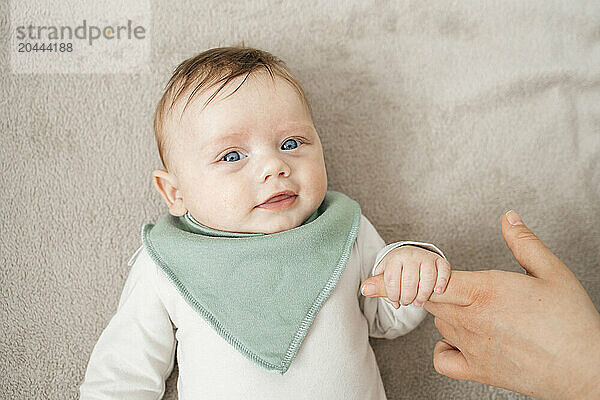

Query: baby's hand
left=360, top=245, right=451, bottom=308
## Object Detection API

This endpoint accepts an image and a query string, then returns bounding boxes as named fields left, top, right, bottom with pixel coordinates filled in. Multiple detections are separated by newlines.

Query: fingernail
left=506, top=210, right=523, bottom=225
left=362, top=284, right=375, bottom=296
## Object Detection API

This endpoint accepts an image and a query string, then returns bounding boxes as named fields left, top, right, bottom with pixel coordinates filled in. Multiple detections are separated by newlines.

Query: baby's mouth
left=255, top=191, right=298, bottom=211
left=264, top=194, right=294, bottom=203
left=256, top=190, right=298, bottom=207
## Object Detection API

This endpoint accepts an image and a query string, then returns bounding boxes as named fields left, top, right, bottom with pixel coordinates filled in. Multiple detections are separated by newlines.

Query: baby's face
left=163, top=71, right=327, bottom=234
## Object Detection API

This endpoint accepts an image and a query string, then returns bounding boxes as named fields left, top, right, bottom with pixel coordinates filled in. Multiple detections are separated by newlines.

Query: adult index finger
left=425, top=270, right=481, bottom=306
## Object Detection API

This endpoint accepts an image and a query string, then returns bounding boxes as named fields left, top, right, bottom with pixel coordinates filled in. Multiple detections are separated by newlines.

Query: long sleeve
left=357, top=214, right=447, bottom=339
left=79, top=246, right=177, bottom=400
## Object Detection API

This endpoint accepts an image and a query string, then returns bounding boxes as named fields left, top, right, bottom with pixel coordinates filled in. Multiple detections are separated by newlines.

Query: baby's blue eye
left=221, top=151, right=246, bottom=162
left=282, top=138, right=302, bottom=150
left=220, top=139, right=303, bottom=163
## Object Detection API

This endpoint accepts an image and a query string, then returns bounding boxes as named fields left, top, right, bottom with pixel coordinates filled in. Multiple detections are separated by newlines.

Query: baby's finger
left=414, top=260, right=437, bottom=306
left=435, top=258, right=452, bottom=294
left=383, top=297, right=401, bottom=309
left=400, top=261, right=419, bottom=306
left=383, top=261, right=403, bottom=303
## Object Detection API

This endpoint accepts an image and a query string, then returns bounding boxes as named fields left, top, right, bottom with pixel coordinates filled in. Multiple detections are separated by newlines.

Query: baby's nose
left=259, top=158, right=290, bottom=182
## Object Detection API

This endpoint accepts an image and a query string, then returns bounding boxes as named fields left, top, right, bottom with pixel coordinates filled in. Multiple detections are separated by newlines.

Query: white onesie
left=79, top=214, right=446, bottom=399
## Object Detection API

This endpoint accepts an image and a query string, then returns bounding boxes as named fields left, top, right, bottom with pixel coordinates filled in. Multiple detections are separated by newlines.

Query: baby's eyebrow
left=209, top=133, right=250, bottom=147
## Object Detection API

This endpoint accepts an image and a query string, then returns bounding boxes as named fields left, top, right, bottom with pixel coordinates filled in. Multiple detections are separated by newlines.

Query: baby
left=79, top=46, right=452, bottom=399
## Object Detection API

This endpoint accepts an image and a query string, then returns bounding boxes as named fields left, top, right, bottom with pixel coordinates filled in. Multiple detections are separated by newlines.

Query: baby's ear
left=151, top=169, right=187, bottom=216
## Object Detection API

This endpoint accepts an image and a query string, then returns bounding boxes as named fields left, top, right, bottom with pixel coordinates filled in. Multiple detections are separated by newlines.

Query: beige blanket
left=1, top=1, right=598, bottom=399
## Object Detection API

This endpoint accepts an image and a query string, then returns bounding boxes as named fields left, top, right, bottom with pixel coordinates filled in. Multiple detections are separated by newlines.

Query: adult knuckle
left=468, top=272, right=496, bottom=307
left=515, top=230, right=539, bottom=242
left=472, top=286, right=494, bottom=306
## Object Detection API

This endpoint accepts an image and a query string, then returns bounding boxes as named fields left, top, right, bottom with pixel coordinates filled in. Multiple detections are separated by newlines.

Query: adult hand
left=424, top=210, right=600, bottom=399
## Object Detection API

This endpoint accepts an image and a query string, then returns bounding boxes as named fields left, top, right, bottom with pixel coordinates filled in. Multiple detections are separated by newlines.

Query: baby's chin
left=244, top=209, right=313, bottom=234
left=190, top=209, right=306, bottom=234
left=250, top=217, right=303, bottom=234
left=260, top=225, right=298, bottom=234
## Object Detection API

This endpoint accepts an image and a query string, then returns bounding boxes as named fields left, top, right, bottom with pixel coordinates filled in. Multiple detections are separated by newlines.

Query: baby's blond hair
left=153, top=45, right=312, bottom=172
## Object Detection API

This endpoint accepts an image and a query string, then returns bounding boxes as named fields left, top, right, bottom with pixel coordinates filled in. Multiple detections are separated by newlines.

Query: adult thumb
left=432, top=339, right=471, bottom=382
left=501, top=210, right=568, bottom=280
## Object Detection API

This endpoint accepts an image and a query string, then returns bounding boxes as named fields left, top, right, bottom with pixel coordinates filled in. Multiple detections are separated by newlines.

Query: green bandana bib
left=141, top=190, right=361, bottom=375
